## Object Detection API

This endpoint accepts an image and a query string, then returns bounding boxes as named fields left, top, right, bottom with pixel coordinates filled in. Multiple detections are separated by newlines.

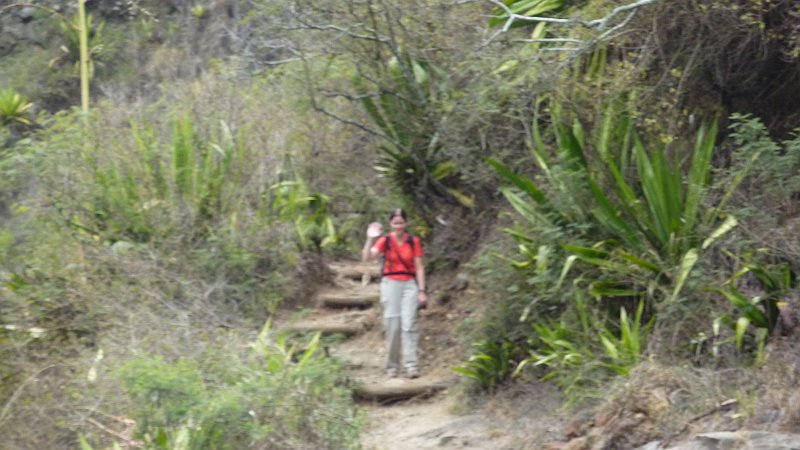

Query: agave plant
left=0, top=89, right=34, bottom=126
left=49, top=12, right=105, bottom=78
left=489, top=100, right=737, bottom=313
left=354, top=51, right=472, bottom=209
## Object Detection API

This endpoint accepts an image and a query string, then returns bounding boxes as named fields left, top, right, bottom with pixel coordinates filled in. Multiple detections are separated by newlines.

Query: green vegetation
left=0, top=88, right=34, bottom=126
left=115, top=329, right=359, bottom=450
left=354, top=51, right=468, bottom=209
left=3, top=0, right=800, bottom=447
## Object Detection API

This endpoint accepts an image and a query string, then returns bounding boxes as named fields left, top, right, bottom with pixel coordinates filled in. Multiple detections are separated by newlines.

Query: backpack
left=381, top=233, right=415, bottom=277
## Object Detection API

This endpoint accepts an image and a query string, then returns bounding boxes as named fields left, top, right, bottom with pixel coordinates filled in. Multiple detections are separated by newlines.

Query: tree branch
left=287, top=3, right=391, bottom=44
left=0, top=3, right=75, bottom=29
left=484, top=0, right=661, bottom=46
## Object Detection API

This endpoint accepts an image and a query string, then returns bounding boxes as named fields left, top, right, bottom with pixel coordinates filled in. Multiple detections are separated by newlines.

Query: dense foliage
left=3, top=0, right=800, bottom=448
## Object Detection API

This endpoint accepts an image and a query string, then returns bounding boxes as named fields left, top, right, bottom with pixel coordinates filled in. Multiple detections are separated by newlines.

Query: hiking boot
left=407, top=369, right=420, bottom=379
left=386, top=369, right=398, bottom=378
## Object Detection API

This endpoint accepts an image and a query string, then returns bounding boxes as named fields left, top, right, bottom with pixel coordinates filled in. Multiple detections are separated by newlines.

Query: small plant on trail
left=452, top=339, right=516, bottom=392
left=0, top=89, right=34, bottom=127
left=715, top=260, right=796, bottom=354
left=513, top=292, right=652, bottom=397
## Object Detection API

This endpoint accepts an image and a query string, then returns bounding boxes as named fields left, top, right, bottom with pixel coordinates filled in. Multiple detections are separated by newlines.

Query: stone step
left=318, top=287, right=380, bottom=308
left=353, top=377, right=455, bottom=403
left=283, top=312, right=373, bottom=337
left=329, top=261, right=382, bottom=281
left=285, top=322, right=365, bottom=337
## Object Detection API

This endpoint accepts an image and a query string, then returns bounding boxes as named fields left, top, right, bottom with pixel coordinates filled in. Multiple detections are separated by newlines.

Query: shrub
left=116, top=330, right=361, bottom=450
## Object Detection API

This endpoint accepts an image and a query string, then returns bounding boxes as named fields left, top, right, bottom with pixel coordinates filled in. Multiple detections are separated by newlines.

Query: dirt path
left=280, top=260, right=569, bottom=450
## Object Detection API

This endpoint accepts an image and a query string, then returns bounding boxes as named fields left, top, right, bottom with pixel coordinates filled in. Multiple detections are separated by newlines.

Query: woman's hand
left=417, top=291, right=428, bottom=310
left=362, top=222, right=383, bottom=262
left=366, top=222, right=383, bottom=238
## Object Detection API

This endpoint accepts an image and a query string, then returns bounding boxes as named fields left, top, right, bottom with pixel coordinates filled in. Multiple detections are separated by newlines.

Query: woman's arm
left=362, top=236, right=380, bottom=261
left=414, top=256, right=427, bottom=308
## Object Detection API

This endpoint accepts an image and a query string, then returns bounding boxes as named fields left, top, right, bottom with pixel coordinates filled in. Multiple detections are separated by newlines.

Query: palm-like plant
left=489, top=101, right=734, bottom=310
left=354, top=52, right=472, bottom=209
left=48, top=12, right=105, bottom=78
left=0, top=89, right=34, bottom=126
left=514, top=296, right=652, bottom=391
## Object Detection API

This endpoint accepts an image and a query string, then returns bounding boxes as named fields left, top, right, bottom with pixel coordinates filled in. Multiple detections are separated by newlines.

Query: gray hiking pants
left=380, top=278, right=419, bottom=372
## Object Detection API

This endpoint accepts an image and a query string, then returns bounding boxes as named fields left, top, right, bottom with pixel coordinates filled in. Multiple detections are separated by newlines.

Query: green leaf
left=587, top=178, right=641, bottom=248
left=702, top=214, right=738, bottom=250
left=589, top=285, right=643, bottom=298
left=635, top=136, right=678, bottom=248
left=297, top=332, right=320, bottom=368
left=671, top=249, right=698, bottom=302
left=78, top=434, right=94, bottom=450
left=684, top=122, right=717, bottom=232
left=156, top=429, right=169, bottom=449
left=600, top=335, right=619, bottom=360
left=735, top=316, right=750, bottom=351
left=716, top=286, right=769, bottom=329
left=488, top=158, right=550, bottom=206
left=556, top=255, right=577, bottom=289
left=616, top=251, right=661, bottom=274
left=489, top=0, right=564, bottom=28
left=561, top=243, right=610, bottom=259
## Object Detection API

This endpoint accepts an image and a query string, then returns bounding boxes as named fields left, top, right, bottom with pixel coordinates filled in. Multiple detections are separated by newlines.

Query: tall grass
left=79, top=117, right=245, bottom=243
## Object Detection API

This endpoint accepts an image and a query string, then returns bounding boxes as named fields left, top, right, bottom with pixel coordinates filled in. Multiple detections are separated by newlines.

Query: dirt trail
left=280, top=260, right=568, bottom=450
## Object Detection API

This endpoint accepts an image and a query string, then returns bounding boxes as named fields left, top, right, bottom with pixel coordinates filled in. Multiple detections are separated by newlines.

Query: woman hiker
left=362, top=208, right=428, bottom=378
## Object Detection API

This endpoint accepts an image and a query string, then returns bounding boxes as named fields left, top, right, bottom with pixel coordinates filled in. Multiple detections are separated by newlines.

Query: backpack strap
left=384, top=233, right=414, bottom=251
left=381, top=233, right=415, bottom=277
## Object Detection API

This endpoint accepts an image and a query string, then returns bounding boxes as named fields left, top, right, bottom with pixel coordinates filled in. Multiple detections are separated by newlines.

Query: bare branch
left=86, top=418, right=143, bottom=448
left=0, top=365, right=59, bottom=428
left=515, top=38, right=583, bottom=44
left=287, top=3, right=390, bottom=44
left=0, top=3, right=75, bottom=29
left=586, top=0, right=660, bottom=31
left=484, top=0, right=661, bottom=46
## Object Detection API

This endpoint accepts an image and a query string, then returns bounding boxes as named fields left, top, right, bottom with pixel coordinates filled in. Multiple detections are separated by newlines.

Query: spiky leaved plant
left=0, top=89, right=34, bottom=126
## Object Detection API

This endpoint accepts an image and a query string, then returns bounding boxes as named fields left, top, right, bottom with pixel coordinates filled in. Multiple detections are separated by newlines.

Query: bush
left=116, top=330, right=361, bottom=450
